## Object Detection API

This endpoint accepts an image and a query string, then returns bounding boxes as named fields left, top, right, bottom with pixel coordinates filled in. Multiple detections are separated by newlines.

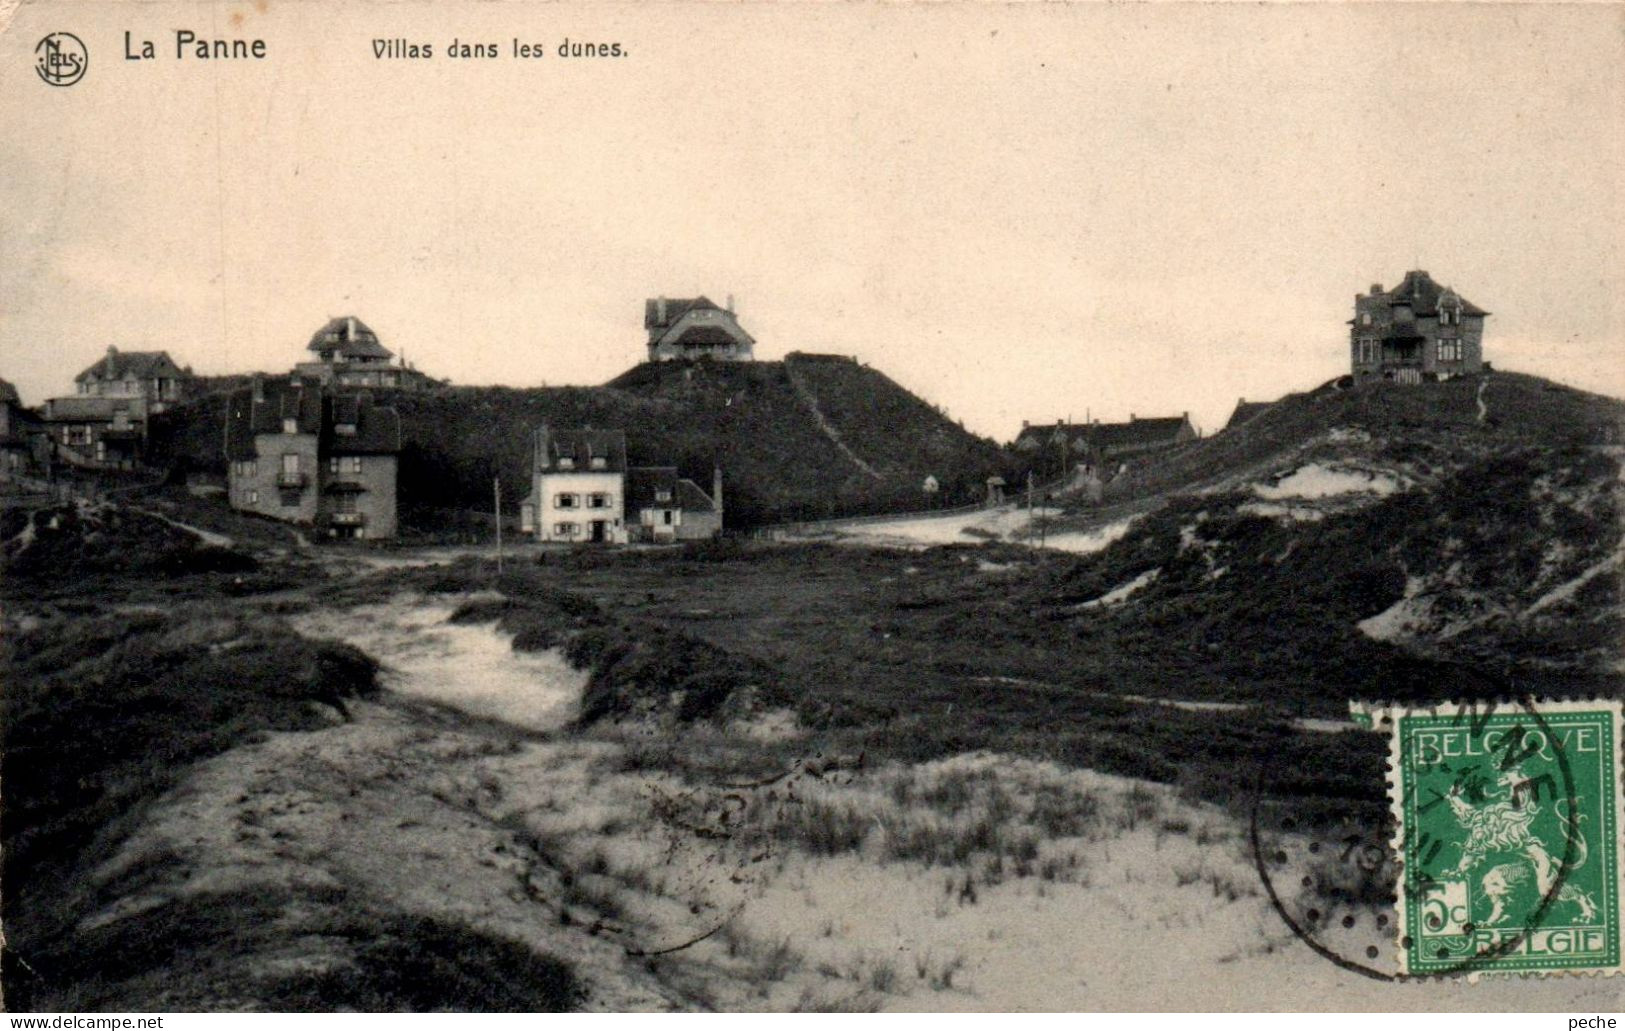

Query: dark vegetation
left=2, top=504, right=257, bottom=580
left=147, top=357, right=1020, bottom=528
left=17, top=885, right=579, bottom=1011
left=1101, top=371, right=1625, bottom=504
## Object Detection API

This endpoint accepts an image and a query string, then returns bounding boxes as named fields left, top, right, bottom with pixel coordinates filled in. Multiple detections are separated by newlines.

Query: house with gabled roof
left=645, top=296, right=755, bottom=362
left=42, top=346, right=193, bottom=467
left=1350, top=270, right=1488, bottom=384
left=294, top=316, right=435, bottom=391
left=224, top=375, right=401, bottom=538
left=1014, top=414, right=1196, bottom=478
left=519, top=427, right=630, bottom=544
left=1224, top=399, right=1273, bottom=432
left=518, top=426, right=725, bottom=544
left=625, top=466, right=723, bottom=542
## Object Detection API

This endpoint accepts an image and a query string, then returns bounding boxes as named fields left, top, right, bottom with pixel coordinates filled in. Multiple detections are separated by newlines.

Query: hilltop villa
left=224, top=375, right=402, bottom=539
left=519, top=425, right=723, bottom=544
left=295, top=316, right=435, bottom=391
left=43, top=347, right=192, bottom=468
left=1351, top=270, right=1488, bottom=384
left=645, top=296, right=755, bottom=362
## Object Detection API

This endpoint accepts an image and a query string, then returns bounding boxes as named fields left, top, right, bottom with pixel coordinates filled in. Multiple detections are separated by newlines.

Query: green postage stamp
left=1370, top=698, right=1623, bottom=977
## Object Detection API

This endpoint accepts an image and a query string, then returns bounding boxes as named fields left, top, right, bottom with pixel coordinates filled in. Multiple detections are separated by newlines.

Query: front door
left=590, top=520, right=607, bottom=543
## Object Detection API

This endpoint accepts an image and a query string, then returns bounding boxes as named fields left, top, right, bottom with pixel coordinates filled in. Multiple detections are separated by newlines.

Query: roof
left=0, top=378, right=20, bottom=405
left=535, top=426, right=628, bottom=474
left=1015, top=415, right=1192, bottom=451
left=44, top=396, right=140, bottom=422
left=223, top=376, right=399, bottom=460
left=675, top=478, right=718, bottom=513
left=323, top=394, right=401, bottom=455
left=645, top=296, right=722, bottom=331
left=668, top=324, right=746, bottom=348
left=1379, top=270, right=1489, bottom=317
left=307, top=316, right=394, bottom=360
left=626, top=466, right=680, bottom=510
left=74, top=348, right=186, bottom=384
left=1224, top=400, right=1272, bottom=431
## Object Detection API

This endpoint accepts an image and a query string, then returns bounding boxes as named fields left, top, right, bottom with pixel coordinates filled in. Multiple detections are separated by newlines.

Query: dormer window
left=283, top=417, right=298, bottom=434
left=590, top=456, right=607, bottom=470
left=655, top=490, right=673, bottom=503
left=335, top=422, right=357, bottom=436
left=557, top=457, right=575, bottom=470
left=1360, top=312, right=1372, bottom=326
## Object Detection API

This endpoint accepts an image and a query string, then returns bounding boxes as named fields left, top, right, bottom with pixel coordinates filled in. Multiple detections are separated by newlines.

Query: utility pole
left=494, top=476, right=504, bottom=574
left=1026, top=470, right=1036, bottom=541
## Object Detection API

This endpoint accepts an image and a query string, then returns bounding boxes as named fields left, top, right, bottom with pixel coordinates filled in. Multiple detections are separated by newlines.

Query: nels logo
left=35, top=32, right=88, bottom=87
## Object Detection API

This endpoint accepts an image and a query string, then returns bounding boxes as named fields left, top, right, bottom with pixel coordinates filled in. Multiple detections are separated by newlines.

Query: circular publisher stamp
left=35, top=32, right=88, bottom=87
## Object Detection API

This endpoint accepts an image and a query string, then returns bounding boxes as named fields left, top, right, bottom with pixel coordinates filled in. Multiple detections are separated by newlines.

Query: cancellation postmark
left=1367, top=698, right=1624, bottom=977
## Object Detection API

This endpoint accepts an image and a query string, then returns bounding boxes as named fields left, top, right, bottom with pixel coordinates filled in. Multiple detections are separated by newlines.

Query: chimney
left=104, top=346, right=118, bottom=378
left=712, top=465, right=724, bottom=520
left=250, top=373, right=264, bottom=405
left=656, top=296, right=667, bottom=325
left=726, top=294, right=735, bottom=314
left=347, top=316, right=357, bottom=341
left=1021, top=419, right=1029, bottom=428
left=1370, top=283, right=1382, bottom=295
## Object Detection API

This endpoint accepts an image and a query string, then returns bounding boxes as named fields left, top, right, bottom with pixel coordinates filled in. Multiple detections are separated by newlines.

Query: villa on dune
left=1351, top=269, right=1488, bottom=385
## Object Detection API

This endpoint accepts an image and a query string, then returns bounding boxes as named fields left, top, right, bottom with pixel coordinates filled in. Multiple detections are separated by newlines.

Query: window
left=328, top=455, right=362, bottom=476
left=1360, top=312, right=1371, bottom=326
left=283, top=417, right=298, bottom=434
left=654, top=490, right=672, bottom=503
left=1357, top=338, right=1379, bottom=364
left=282, top=454, right=300, bottom=474
left=248, top=489, right=258, bottom=505
left=1437, top=339, right=1463, bottom=362
left=588, top=493, right=612, bottom=509
left=554, top=522, right=578, bottom=537
left=557, top=457, right=575, bottom=470
left=590, top=457, right=607, bottom=470
left=333, top=493, right=358, bottom=514
left=555, top=493, right=578, bottom=509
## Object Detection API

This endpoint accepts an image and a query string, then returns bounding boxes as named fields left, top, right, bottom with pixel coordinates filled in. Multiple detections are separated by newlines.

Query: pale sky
left=3, top=1, right=1622, bottom=439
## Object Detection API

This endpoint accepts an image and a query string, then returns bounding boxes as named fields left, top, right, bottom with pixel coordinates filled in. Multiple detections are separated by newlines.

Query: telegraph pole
left=494, top=476, right=504, bottom=574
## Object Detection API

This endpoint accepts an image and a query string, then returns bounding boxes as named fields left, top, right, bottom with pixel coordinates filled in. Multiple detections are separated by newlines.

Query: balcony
left=276, top=471, right=308, bottom=488
left=330, top=512, right=365, bottom=526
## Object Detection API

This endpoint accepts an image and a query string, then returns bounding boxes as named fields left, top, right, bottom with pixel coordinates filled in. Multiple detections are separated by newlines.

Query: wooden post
left=494, top=476, right=503, bottom=574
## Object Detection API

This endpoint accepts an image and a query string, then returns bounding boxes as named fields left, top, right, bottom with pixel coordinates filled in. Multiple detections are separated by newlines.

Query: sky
left=2, top=1, right=1622, bottom=440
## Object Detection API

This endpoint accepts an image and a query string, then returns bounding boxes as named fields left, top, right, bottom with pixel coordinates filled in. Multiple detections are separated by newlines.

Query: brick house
left=43, top=347, right=191, bottom=467
left=519, top=427, right=629, bottom=544
left=294, top=316, right=435, bottom=391
left=645, top=296, right=755, bottom=362
left=1350, top=270, right=1488, bottom=384
left=224, top=376, right=401, bottom=539
left=625, top=466, right=723, bottom=543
